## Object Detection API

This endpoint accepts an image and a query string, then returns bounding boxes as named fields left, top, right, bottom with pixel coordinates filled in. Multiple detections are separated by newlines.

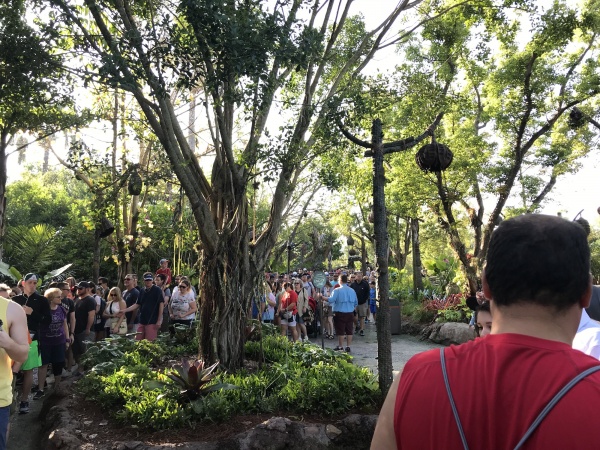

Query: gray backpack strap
left=441, top=348, right=470, bottom=450
left=513, top=364, right=600, bottom=450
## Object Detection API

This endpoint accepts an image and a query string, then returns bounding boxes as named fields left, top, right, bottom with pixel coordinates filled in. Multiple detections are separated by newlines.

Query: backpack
left=94, top=294, right=107, bottom=326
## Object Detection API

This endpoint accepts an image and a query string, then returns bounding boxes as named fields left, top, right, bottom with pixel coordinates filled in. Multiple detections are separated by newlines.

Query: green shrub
left=77, top=332, right=380, bottom=428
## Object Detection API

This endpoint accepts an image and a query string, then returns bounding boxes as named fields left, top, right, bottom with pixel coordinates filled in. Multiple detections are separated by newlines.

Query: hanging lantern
left=415, top=137, right=453, bottom=173
left=573, top=212, right=592, bottom=236
left=346, top=236, right=354, bottom=246
left=96, top=216, right=115, bottom=238
left=128, top=166, right=143, bottom=195
left=568, top=107, right=586, bottom=129
left=349, top=248, right=357, bottom=256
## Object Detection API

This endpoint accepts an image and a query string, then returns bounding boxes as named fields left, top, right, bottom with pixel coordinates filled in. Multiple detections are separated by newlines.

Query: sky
left=9, top=0, right=600, bottom=225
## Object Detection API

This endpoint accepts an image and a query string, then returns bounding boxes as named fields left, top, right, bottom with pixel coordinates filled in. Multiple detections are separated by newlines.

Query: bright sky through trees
left=7, top=0, right=599, bottom=222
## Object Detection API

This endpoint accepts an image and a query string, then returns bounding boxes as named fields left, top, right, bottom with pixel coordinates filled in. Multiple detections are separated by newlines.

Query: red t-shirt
left=394, top=334, right=600, bottom=449
left=280, top=290, right=298, bottom=315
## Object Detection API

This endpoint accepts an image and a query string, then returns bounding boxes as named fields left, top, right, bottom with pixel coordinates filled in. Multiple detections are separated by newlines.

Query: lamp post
left=287, top=241, right=293, bottom=277
left=336, top=114, right=448, bottom=395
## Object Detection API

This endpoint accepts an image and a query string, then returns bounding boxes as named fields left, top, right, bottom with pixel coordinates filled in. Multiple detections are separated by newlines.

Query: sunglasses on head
left=179, top=285, right=188, bottom=289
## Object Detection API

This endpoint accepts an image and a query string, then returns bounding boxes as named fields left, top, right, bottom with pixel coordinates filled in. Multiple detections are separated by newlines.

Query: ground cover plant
left=77, top=330, right=380, bottom=429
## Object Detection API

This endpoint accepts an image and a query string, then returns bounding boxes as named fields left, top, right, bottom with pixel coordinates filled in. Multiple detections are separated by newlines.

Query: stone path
left=307, top=320, right=442, bottom=373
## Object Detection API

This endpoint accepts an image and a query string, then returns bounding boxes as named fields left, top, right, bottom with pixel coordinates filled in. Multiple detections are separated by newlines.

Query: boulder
left=422, top=322, right=474, bottom=345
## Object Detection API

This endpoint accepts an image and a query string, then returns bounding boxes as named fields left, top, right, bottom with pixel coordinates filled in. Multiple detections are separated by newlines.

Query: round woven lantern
left=568, top=107, right=586, bottom=129
left=415, top=138, right=453, bottom=173
left=346, top=236, right=355, bottom=246
left=128, top=166, right=143, bottom=195
left=349, top=248, right=357, bottom=257
left=575, top=217, right=591, bottom=236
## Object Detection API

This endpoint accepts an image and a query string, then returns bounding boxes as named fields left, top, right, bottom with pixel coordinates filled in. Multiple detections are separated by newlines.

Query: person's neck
left=50, top=303, right=58, bottom=310
left=491, top=303, right=580, bottom=345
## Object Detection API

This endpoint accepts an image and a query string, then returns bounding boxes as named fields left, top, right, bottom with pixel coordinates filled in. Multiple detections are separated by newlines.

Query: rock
left=325, top=425, right=341, bottom=440
left=84, top=420, right=93, bottom=426
left=423, top=322, right=474, bottom=345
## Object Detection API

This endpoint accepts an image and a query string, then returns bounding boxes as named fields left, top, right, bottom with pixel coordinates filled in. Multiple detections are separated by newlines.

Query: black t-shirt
left=74, top=295, right=97, bottom=334
left=123, top=288, right=140, bottom=325
left=350, top=280, right=370, bottom=305
left=61, top=297, right=75, bottom=316
left=137, top=285, right=163, bottom=325
left=12, top=292, right=51, bottom=340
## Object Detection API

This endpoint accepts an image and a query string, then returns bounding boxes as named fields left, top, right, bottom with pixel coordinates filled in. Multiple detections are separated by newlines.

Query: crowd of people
left=0, top=258, right=199, bottom=449
left=257, top=269, right=378, bottom=352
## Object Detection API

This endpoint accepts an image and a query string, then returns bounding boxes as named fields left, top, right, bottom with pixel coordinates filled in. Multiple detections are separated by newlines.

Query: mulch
left=67, top=392, right=353, bottom=446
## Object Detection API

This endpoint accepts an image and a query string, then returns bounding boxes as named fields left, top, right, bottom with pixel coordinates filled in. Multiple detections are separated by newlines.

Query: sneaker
left=334, top=346, right=344, bottom=351
left=61, top=368, right=72, bottom=378
left=359, top=330, right=365, bottom=336
left=345, top=347, right=351, bottom=352
left=33, top=390, right=45, bottom=400
left=19, top=401, right=30, bottom=414
left=303, top=336, right=310, bottom=342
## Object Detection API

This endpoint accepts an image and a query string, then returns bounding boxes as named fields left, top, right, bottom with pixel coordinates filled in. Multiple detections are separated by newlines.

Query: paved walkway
left=308, top=320, right=442, bottom=373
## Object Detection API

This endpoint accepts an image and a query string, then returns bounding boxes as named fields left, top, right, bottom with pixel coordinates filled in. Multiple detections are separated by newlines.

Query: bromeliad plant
left=145, top=358, right=237, bottom=404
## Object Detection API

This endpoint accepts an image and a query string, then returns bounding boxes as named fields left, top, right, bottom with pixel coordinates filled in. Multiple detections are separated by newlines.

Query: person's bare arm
left=0, top=301, right=30, bottom=362
left=86, top=309, right=95, bottom=335
left=69, top=311, right=76, bottom=335
left=371, top=370, right=403, bottom=450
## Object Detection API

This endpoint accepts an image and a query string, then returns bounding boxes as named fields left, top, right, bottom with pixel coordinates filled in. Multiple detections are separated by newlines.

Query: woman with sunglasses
left=103, top=287, right=127, bottom=337
left=169, top=280, right=197, bottom=326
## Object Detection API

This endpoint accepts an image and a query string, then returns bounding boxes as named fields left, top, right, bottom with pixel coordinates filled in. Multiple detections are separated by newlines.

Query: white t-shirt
left=573, top=309, right=600, bottom=360
left=170, top=290, right=196, bottom=321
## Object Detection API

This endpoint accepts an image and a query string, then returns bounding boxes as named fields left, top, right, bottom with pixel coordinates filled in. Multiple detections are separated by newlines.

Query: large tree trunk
left=0, top=132, right=8, bottom=261
left=197, top=206, right=256, bottom=366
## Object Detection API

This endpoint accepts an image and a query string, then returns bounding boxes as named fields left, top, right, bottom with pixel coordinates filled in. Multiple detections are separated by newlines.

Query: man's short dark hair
left=98, top=277, right=109, bottom=284
left=484, top=214, right=590, bottom=312
left=339, top=274, right=348, bottom=284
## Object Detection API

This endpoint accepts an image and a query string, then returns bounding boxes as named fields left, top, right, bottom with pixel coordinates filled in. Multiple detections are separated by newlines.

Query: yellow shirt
left=0, top=297, right=12, bottom=407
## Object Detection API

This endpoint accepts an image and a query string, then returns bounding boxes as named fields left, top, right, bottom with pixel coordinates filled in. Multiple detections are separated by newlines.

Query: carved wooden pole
left=372, top=119, right=393, bottom=393
left=336, top=114, right=444, bottom=396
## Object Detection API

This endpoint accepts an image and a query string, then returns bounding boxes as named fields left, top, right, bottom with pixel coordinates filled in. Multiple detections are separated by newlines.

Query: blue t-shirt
left=328, top=284, right=358, bottom=313
left=369, top=288, right=376, bottom=305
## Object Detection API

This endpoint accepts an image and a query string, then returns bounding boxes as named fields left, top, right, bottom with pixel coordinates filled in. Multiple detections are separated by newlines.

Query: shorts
left=280, top=314, right=297, bottom=327
left=73, top=332, right=90, bottom=358
left=296, top=314, right=305, bottom=325
left=334, top=312, right=355, bottom=336
left=21, top=341, right=42, bottom=371
left=40, top=343, right=66, bottom=367
left=370, top=303, right=377, bottom=314
left=323, top=305, right=333, bottom=317
left=136, top=323, right=159, bottom=341
left=357, top=303, right=368, bottom=318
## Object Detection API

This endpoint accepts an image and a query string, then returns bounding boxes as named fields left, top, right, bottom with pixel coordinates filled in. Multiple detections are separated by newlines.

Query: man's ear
left=580, top=274, right=593, bottom=309
left=482, top=269, right=493, bottom=302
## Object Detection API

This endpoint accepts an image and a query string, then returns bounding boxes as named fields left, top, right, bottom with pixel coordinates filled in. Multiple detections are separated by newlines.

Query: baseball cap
left=143, top=272, right=154, bottom=281
left=76, top=281, right=89, bottom=289
left=24, top=273, right=38, bottom=282
left=159, top=258, right=169, bottom=264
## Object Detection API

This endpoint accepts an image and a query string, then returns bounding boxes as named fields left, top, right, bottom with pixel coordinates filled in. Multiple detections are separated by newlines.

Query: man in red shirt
left=372, top=214, right=600, bottom=449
